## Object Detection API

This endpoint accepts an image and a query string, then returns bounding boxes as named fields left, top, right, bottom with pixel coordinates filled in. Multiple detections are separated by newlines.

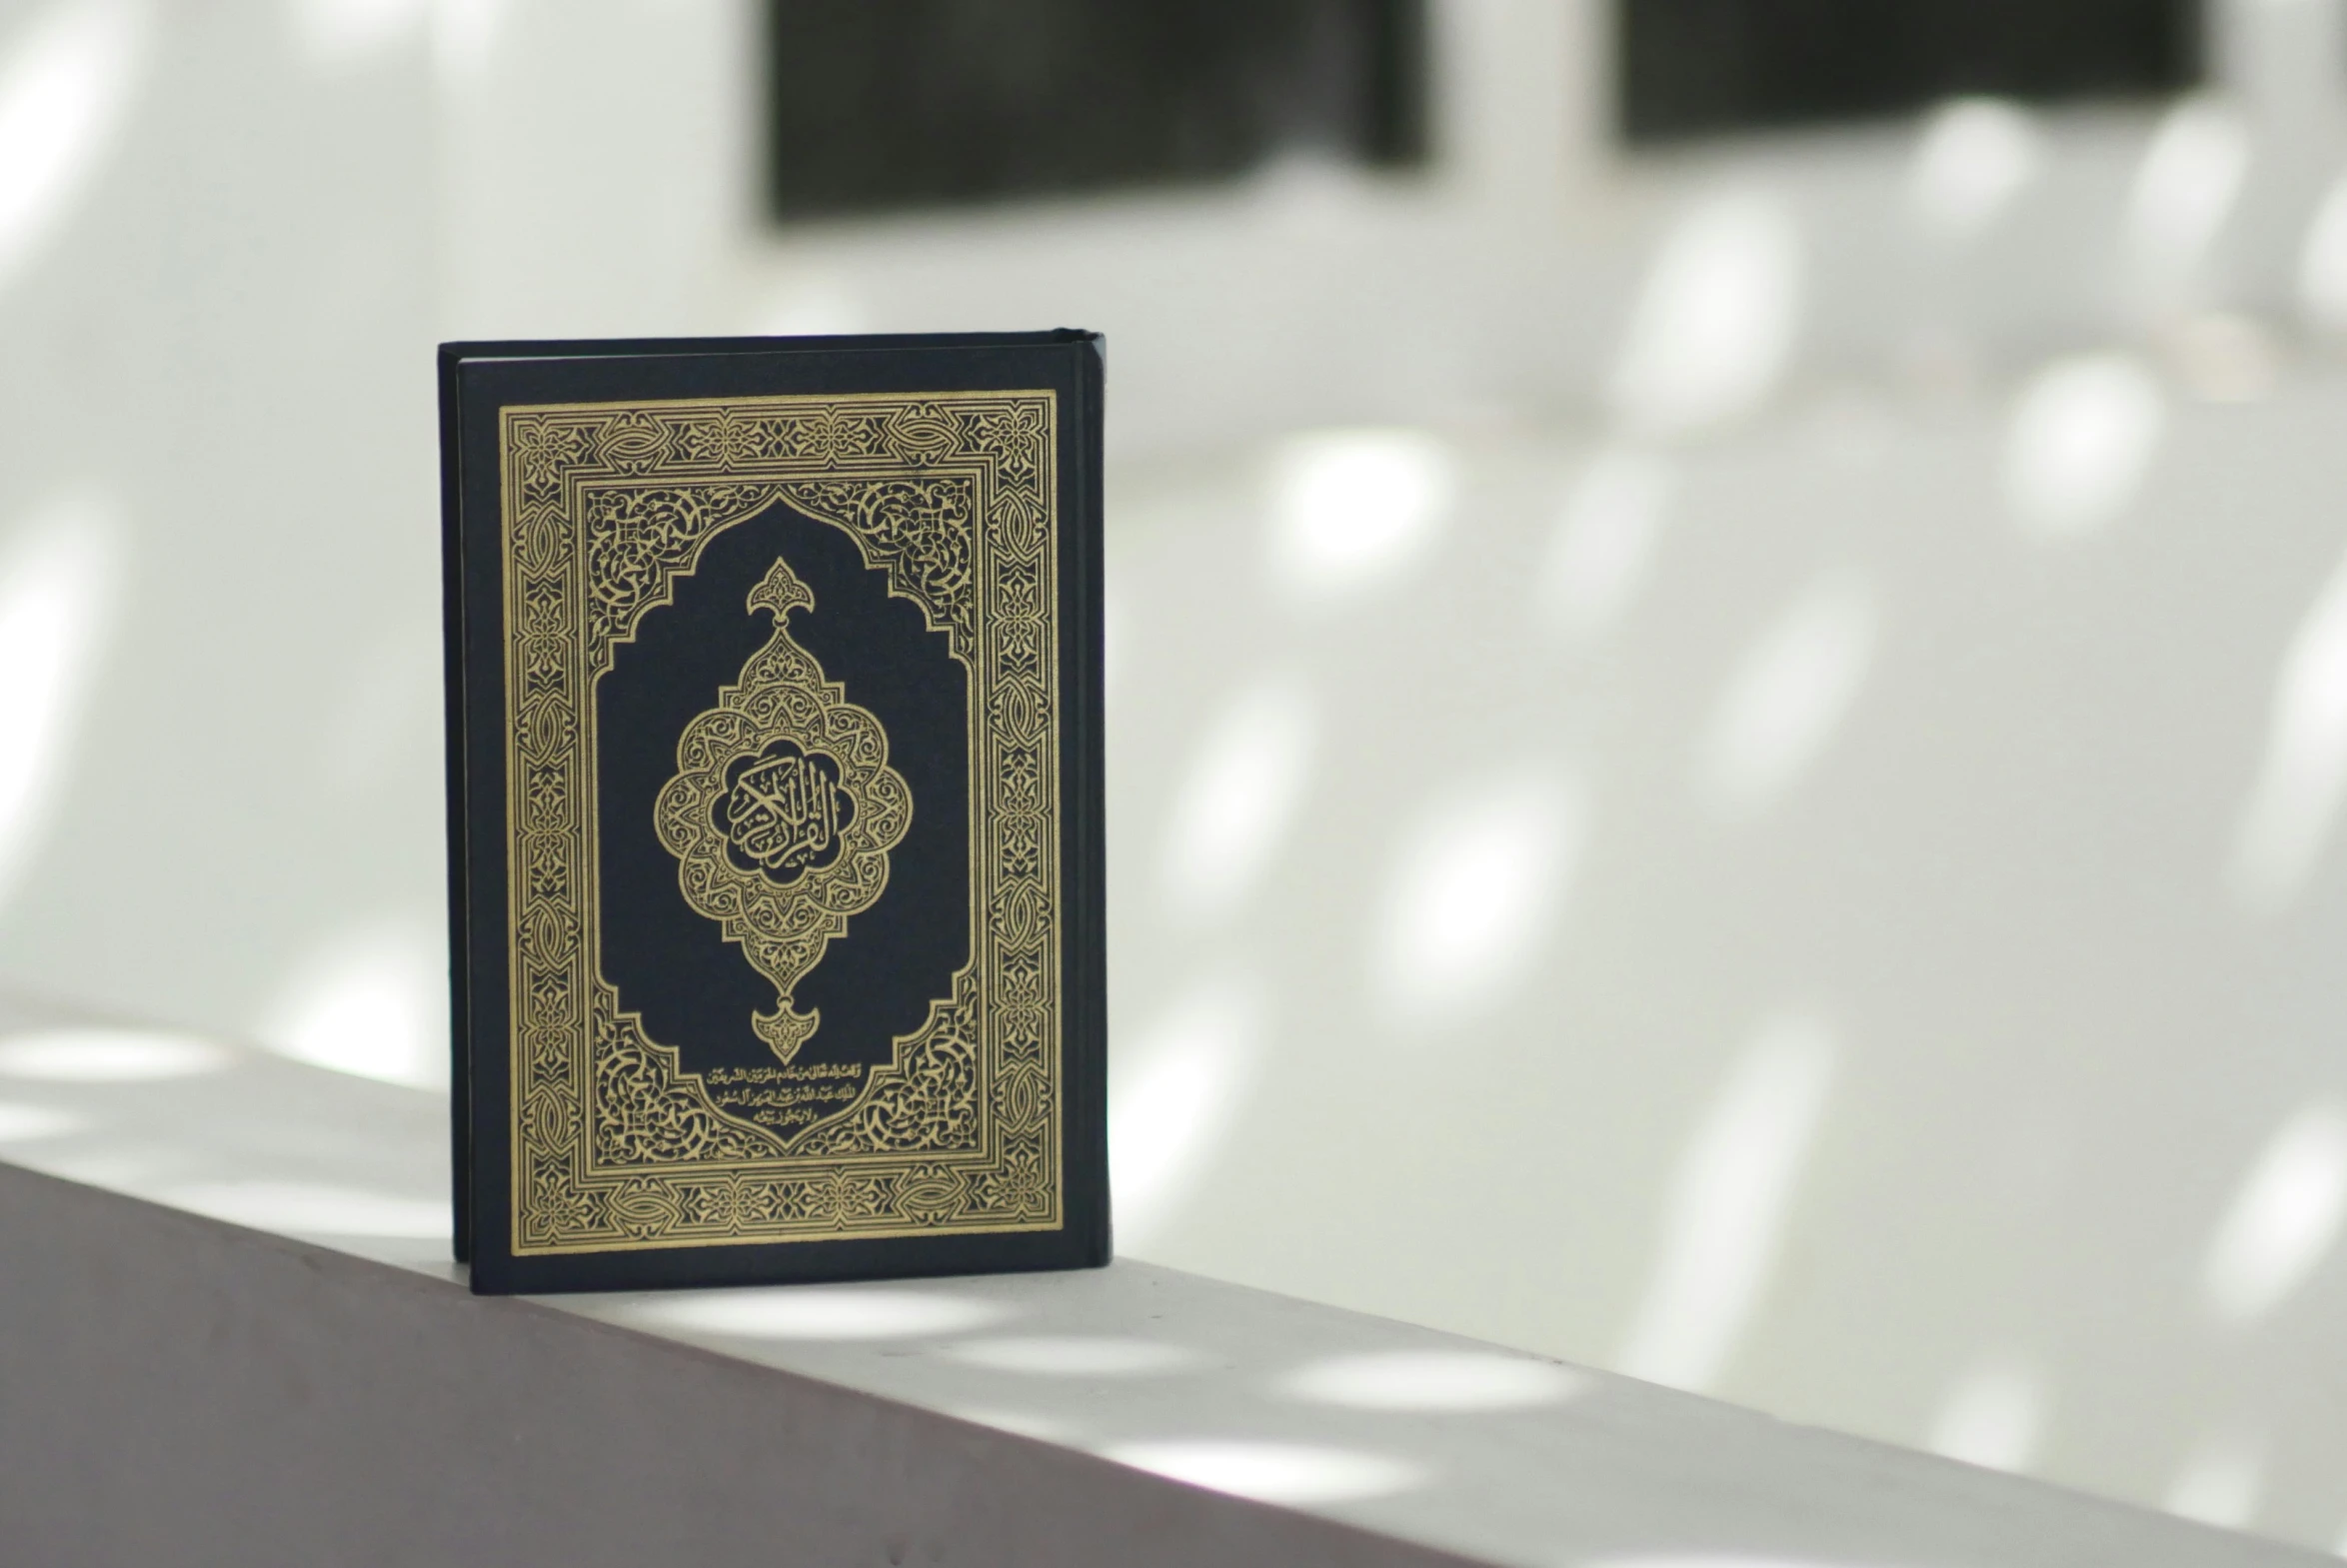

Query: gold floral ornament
left=655, top=557, right=913, bottom=1062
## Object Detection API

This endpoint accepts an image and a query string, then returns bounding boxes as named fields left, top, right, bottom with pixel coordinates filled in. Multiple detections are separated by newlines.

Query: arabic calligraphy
left=718, top=742, right=849, bottom=881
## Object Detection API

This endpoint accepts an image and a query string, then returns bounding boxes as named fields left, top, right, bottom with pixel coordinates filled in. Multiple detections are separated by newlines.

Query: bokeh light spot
left=1280, top=1348, right=1583, bottom=1412
left=1906, top=97, right=2041, bottom=240
left=1110, top=977, right=1261, bottom=1251
left=1160, top=675, right=1315, bottom=921
left=945, top=1335, right=1202, bottom=1378
left=1538, top=447, right=1674, bottom=644
left=2002, top=354, right=2164, bottom=542
left=0, top=1099, right=81, bottom=1141
left=1265, top=429, right=1455, bottom=605
left=0, top=491, right=120, bottom=913
left=1927, top=1356, right=2046, bottom=1473
left=1100, top=1439, right=1421, bottom=1506
left=2229, top=550, right=2347, bottom=911
left=1618, top=1014, right=1835, bottom=1393
left=1698, top=572, right=1876, bottom=818
left=624, top=1287, right=1007, bottom=1342
left=0, top=0, right=144, bottom=290
left=165, top=1179, right=448, bottom=1239
left=2165, top=1430, right=2266, bottom=1529
left=1608, top=191, right=1803, bottom=436
left=0, top=1027, right=231, bottom=1082
left=2203, top=1104, right=2347, bottom=1323
left=2124, top=95, right=2250, bottom=310
left=260, top=919, right=446, bottom=1088
left=1372, top=773, right=1580, bottom=1019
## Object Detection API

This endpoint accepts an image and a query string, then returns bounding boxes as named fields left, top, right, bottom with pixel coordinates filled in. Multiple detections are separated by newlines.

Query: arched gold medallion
left=655, top=558, right=913, bottom=1063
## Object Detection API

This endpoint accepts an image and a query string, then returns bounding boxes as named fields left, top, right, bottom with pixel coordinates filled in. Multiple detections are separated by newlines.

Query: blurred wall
left=9, top=0, right=2347, bottom=1550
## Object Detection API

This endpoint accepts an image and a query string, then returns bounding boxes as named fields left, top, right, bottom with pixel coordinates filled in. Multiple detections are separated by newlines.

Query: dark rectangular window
left=765, top=0, right=1428, bottom=221
left=1617, top=0, right=2204, bottom=145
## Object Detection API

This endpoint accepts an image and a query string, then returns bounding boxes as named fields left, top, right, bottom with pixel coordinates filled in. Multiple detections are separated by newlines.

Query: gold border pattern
left=500, top=392, right=1061, bottom=1255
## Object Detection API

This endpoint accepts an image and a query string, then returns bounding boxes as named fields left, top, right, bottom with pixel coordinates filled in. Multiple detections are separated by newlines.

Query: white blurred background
left=6, top=0, right=2347, bottom=1548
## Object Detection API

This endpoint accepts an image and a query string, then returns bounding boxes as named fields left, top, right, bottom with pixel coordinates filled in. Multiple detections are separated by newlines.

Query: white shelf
left=0, top=995, right=2320, bottom=1567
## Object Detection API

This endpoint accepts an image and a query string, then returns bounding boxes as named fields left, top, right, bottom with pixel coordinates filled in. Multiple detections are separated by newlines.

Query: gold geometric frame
left=499, top=390, right=1062, bottom=1256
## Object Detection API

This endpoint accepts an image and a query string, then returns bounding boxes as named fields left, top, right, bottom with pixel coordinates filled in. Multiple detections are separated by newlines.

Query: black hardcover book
left=439, top=332, right=1109, bottom=1294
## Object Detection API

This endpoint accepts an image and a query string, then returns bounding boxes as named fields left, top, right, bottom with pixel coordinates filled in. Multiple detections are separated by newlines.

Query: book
left=439, top=333, right=1109, bottom=1294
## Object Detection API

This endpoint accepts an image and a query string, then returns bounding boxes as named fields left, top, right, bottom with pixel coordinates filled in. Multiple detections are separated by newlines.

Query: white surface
left=1, top=0, right=2346, bottom=1554
left=0, top=993, right=2326, bottom=1568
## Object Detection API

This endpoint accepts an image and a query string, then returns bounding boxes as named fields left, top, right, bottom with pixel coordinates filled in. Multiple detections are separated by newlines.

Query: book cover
left=439, top=333, right=1109, bottom=1294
